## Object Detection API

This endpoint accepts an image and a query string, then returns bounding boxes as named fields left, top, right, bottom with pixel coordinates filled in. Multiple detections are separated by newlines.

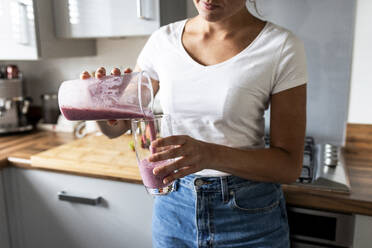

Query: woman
left=82, top=0, right=307, bottom=247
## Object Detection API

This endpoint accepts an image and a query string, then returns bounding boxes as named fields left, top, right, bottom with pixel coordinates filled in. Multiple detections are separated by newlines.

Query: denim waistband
left=177, top=174, right=276, bottom=193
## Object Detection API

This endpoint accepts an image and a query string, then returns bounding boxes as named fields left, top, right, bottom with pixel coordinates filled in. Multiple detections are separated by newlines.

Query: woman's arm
left=80, top=66, right=160, bottom=139
left=150, top=84, right=306, bottom=184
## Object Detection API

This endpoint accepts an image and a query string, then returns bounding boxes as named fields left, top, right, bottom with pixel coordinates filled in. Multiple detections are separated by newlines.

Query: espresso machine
left=0, top=65, right=32, bottom=134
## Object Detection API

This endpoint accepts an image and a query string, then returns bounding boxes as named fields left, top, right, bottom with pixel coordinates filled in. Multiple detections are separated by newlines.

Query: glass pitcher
left=58, top=71, right=154, bottom=121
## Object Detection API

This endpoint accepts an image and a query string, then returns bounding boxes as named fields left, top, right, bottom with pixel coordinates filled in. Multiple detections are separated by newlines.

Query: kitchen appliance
left=265, top=136, right=351, bottom=193
left=0, top=77, right=32, bottom=134
left=288, top=206, right=354, bottom=247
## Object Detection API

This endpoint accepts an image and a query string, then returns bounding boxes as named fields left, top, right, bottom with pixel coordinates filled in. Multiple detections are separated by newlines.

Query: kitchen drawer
left=4, top=167, right=153, bottom=248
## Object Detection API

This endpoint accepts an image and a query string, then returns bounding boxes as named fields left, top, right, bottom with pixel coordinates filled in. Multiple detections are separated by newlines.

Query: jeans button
left=194, top=179, right=204, bottom=187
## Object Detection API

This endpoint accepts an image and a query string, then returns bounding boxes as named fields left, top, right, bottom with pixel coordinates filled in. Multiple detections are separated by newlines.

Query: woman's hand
left=79, top=67, right=132, bottom=138
left=149, top=135, right=215, bottom=184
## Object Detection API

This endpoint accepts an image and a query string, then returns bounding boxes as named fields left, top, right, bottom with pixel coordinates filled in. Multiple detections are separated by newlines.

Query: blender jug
left=58, top=71, right=154, bottom=121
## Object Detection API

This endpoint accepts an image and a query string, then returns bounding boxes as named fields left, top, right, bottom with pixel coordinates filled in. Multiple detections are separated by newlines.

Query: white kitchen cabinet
left=353, top=214, right=372, bottom=248
left=53, top=0, right=187, bottom=38
left=4, top=167, right=154, bottom=248
left=0, top=0, right=95, bottom=60
left=0, top=172, right=10, bottom=248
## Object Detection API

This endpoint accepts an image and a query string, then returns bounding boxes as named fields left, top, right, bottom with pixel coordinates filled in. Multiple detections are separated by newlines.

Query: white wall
left=348, top=0, right=372, bottom=124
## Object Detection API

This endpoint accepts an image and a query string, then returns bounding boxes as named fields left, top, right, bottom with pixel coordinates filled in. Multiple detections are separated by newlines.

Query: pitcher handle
left=137, top=70, right=154, bottom=118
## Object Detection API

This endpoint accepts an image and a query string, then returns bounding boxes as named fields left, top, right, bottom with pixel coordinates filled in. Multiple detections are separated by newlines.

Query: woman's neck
left=195, top=7, right=260, bottom=38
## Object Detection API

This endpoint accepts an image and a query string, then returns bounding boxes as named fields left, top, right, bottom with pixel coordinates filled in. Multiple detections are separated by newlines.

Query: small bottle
left=0, top=65, right=6, bottom=79
left=6, top=65, right=19, bottom=79
left=41, top=93, right=60, bottom=124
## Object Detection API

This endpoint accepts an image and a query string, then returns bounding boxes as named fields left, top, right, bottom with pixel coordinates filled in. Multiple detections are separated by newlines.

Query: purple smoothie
left=138, top=159, right=172, bottom=189
left=60, top=106, right=152, bottom=121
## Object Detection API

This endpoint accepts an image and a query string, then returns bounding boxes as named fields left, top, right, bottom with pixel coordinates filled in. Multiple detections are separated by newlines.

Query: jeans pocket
left=230, top=182, right=280, bottom=213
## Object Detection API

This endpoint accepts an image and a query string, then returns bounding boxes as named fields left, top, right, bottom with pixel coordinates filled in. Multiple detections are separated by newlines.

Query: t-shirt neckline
left=178, top=19, right=269, bottom=69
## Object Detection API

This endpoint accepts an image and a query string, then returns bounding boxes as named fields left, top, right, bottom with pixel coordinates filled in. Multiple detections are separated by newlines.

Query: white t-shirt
left=137, top=20, right=308, bottom=177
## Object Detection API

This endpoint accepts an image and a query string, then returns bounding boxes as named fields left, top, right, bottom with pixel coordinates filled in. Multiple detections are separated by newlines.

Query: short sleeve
left=271, top=33, right=308, bottom=94
left=137, top=31, right=160, bottom=81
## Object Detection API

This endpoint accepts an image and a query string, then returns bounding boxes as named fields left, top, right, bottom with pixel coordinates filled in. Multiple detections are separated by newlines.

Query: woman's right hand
left=79, top=66, right=132, bottom=138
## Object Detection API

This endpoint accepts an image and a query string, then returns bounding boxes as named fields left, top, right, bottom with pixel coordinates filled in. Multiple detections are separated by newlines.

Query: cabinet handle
left=17, top=2, right=30, bottom=45
left=136, top=0, right=146, bottom=19
left=58, top=191, right=102, bottom=206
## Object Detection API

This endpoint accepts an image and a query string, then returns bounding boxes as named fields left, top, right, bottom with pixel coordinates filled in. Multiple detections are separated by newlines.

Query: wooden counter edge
left=283, top=187, right=372, bottom=216
left=8, top=156, right=143, bottom=185
left=345, top=123, right=372, bottom=160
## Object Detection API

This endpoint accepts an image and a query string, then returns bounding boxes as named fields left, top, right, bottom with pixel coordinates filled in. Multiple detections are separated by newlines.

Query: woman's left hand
left=149, top=135, right=214, bottom=184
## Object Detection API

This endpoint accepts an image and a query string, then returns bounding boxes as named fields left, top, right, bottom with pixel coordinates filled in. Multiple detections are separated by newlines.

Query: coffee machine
left=0, top=66, right=32, bottom=134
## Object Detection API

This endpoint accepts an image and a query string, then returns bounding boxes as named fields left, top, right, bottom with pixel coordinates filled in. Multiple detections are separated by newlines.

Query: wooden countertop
left=1, top=130, right=372, bottom=216
left=0, top=130, right=143, bottom=184
left=0, top=131, right=75, bottom=169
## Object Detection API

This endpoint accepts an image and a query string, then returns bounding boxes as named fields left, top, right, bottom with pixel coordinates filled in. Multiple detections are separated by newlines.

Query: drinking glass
left=131, top=115, right=175, bottom=195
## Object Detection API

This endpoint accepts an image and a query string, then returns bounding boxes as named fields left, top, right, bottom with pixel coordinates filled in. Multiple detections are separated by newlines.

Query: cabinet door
left=0, top=0, right=38, bottom=60
left=53, top=0, right=160, bottom=38
left=5, top=167, right=154, bottom=248
left=0, top=172, right=10, bottom=248
left=353, top=214, right=372, bottom=248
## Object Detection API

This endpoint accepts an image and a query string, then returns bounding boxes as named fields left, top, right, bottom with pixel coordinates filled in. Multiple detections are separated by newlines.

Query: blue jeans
left=152, top=175, right=289, bottom=248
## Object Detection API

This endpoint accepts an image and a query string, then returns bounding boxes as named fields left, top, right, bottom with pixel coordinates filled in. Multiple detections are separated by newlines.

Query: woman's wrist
left=204, top=142, right=223, bottom=170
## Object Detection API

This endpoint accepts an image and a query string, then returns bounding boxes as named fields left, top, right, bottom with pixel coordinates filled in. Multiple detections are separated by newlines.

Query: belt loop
left=220, top=176, right=229, bottom=204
